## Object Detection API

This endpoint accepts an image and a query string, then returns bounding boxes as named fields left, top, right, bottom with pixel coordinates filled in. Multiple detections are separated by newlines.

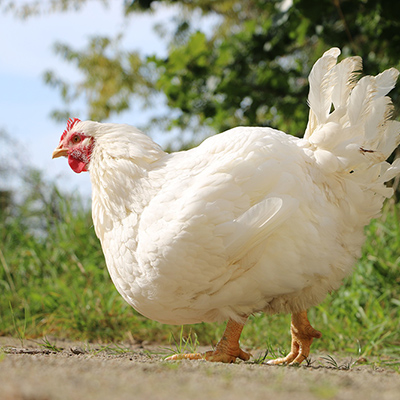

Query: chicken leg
left=267, top=310, right=322, bottom=365
left=165, top=317, right=251, bottom=363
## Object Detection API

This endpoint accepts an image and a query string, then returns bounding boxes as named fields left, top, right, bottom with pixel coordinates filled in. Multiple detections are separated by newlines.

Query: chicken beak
left=52, top=145, right=68, bottom=159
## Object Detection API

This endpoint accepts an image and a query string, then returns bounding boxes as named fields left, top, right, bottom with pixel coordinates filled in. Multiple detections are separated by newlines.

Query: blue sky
left=0, top=1, right=179, bottom=196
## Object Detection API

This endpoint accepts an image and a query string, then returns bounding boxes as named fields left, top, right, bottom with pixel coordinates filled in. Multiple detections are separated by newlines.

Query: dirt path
left=1, top=337, right=399, bottom=400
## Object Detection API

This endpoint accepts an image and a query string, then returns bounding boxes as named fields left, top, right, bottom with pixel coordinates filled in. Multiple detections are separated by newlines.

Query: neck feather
left=87, top=124, right=166, bottom=238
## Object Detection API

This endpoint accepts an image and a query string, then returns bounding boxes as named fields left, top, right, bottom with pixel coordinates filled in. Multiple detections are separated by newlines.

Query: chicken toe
left=267, top=310, right=321, bottom=366
left=165, top=318, right=251, bottom=363
left=165, top=347, right=251, bottom=363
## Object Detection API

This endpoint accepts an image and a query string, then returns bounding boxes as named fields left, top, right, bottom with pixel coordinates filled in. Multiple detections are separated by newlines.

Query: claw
left=166, top=348, right=251, bottom=363
left=165, top=318, right=251, bottom=364
left=165, top=352, right=205, bottom=361
left=268, top=310, right=321, bottom=366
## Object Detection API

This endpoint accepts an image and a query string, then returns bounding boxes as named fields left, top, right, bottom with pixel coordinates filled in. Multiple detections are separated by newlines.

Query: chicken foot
left=165, top=318, right=251, bottom=363
left=267, top=310, right=322, bottom=365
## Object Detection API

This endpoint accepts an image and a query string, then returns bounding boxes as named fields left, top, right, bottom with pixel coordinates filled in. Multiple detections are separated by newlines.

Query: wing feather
left=218, top=195, right=299, bottom=264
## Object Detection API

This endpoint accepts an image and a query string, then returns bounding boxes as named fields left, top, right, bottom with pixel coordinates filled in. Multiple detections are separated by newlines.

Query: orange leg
left=268, top=310, right=322, bottom=365
left=165, top=318, right=251, bottom=363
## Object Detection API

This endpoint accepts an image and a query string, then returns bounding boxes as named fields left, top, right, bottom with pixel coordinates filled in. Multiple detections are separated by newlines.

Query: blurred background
left=1, top=0, right=399, bottom=356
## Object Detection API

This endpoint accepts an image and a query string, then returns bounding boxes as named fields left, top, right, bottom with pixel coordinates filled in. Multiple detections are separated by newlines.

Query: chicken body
left=90, top=125, right=362, bottom=325
left=53, top=48, right=400, bottom=363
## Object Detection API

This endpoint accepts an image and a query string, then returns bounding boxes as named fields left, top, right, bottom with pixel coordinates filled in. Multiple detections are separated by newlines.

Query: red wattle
left=68, top=155, right=88, bottom=173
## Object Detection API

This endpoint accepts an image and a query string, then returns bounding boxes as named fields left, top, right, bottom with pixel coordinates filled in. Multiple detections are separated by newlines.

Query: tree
left=5, top=0, right=400, bottom=145
left=43, top=36, right=153, bottom=122
left=143, top=0, right=400, bottom=138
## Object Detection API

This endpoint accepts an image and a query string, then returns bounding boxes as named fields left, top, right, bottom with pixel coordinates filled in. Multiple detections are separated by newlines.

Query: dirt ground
left=1, top=336, right=399, bottom=400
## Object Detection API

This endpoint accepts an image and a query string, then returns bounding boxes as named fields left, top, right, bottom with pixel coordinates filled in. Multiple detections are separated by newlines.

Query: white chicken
left=53, top=48, right=400, bottom=364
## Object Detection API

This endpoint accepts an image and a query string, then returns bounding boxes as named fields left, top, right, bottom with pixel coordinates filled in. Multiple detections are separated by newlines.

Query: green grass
left=161, top=326, right=200, bottom=359
left=0, top=175, right=223, bottom=345
left=0, top=174, right=399, bottom=360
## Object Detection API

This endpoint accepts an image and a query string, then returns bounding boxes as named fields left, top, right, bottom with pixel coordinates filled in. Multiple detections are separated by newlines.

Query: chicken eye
left=72, top=134, right=81, bottom=144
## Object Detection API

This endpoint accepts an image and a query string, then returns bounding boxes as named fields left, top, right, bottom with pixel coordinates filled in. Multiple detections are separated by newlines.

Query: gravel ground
left=1, top=337, right=399, bottom=400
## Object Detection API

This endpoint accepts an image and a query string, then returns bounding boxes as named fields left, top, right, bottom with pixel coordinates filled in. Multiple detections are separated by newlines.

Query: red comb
left=61, top=118, right=81, bottom=140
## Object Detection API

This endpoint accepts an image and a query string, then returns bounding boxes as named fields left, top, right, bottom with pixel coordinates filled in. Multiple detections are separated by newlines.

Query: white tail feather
left=304, top=48, right=341, bottom=138
left=305, top=48, right=400, bottom=187
left=331, top=56, right=362, bottom=110
left=379, top=120, right=400, bottom=158
left=348, top=76, right=376, bottom=127
left=375, top=68, right=399, bottom=97
left=364, top=96, right=391, bottom=144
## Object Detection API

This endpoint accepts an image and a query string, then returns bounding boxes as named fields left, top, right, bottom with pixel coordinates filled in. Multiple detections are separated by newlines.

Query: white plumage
left=53, top=48, right=400, bottom=363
